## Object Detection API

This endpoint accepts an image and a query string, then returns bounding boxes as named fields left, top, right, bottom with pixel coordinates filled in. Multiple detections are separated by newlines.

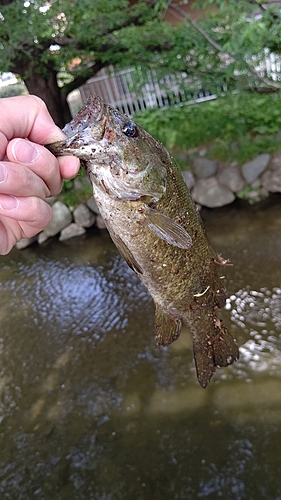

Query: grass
left=59, top=178, right=93, bottom=208
left=134, top=91, right=281, bottom=167
left=60, top=90, right=281, bottom=206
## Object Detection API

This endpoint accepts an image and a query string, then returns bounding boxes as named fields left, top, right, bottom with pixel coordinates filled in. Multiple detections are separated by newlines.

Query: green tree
left=0, top=0, right=173, bottom=126
left=163, top=1, right=281, bottom=94
left=115, top=1, right=281, bottom=109
left=2, top=0, right=281, bottom=128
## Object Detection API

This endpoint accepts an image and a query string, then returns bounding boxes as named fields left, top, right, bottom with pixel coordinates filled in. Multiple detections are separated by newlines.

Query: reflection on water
left=0, top=195, right=281, bottom=499
left=227, top=287, right=281, bottom=377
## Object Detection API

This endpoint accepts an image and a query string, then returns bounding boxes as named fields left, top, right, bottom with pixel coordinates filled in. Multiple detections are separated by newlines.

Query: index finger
left=0, top=95, right=66, bottom=157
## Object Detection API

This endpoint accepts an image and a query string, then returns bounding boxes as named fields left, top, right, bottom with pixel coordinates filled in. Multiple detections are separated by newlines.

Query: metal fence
left=79, top=51, right=281, bottom=116
left=256, top=49, right=281, bottom=82
left=79, top=67, right=219, bottom=116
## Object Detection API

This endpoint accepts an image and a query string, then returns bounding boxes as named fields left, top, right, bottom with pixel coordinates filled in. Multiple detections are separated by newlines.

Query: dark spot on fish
left=104, top=128, right=116, bottom=142
left=122, top=121, right=138, bottom=138
left=101, top=179, right=110, bottom=194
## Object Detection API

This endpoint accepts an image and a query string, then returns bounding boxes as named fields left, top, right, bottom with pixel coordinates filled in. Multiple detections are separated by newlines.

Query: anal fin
left=154, top=304, right=182, bottom=347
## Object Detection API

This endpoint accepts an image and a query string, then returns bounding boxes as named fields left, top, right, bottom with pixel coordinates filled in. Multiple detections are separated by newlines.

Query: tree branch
left=249, top=0, right=281, bottom=19
left=169, top=2, right=281, bottom=90
left=169, top=3, right=223, bottom=52
left=62, top=61, right=104, bottom=95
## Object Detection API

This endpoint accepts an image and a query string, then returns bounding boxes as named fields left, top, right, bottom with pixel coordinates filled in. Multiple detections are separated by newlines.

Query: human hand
left=0, top=95, right=80, bottom=255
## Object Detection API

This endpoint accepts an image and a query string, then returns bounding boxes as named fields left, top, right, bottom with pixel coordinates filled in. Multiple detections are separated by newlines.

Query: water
left=1, top=195, right=281, bottom=499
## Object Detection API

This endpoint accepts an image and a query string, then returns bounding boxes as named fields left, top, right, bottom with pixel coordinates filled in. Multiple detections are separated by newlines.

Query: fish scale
left=47, top=94, right=239, bottom=388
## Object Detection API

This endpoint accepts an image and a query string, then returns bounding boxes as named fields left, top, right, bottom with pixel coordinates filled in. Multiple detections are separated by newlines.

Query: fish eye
left=122, top=121, right=138, bottom=138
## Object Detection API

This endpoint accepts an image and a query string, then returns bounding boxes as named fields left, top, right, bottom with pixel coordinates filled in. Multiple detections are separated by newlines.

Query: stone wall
left=16, top=150, right=281, bottom=249
left=183, top=151, right=281, bottom=208
left=16, top=196, right=106, bottom=250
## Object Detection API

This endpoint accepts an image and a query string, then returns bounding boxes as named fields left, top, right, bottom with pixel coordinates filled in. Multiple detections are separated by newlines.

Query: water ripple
left=225, top=286, right=281, bottom=377
left=1, top=254, right=150, bottom=341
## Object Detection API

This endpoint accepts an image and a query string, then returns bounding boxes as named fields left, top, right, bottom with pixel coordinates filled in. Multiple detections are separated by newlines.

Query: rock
left=73, top=203, right=96, bottom=228
left=16, top=236, right=37, bottom=250
left=182, top=170, right=195, bottom=190
left=192, top=177, right=235, bottom=208
left=43, top=201, right=73, bottom=237
left=73, top=176, right=91, bottom=190
left=199, top=147, right=208, bottom=157
left=241, top=153, right=271, bottom=183
left=96, top=214, right=107, bottom=229
left=193, top=157, right=218, bottom=178
left=251, top=178, right=261, bottom=189
left=269, top=152, right=281, bottom=171
left=176, top=151, right=190, bottom=163
left=59, top=223, right=86, bottom=241
left=261, top=165, right=281, bottom=192
left=86, top=197, right=100, bottom=215
left=217, top=166, right=245, bottom=193
left=37, top=231, right=49, bottom=245
left=73, top=178, right=84, bottom=190
left=247, top=190, right=266, bottom=203
left=237, top=176, right=269, bottom=203
left=45, top=196, right=57, bottom=206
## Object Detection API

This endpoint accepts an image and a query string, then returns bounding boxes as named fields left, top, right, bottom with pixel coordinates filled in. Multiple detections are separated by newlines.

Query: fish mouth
left=62, top=95, right=105, bottom=139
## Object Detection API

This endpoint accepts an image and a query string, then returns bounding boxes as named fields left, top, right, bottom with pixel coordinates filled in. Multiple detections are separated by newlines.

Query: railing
left=79, top=50, right=281, bottom=115
left=255, top=49, right=281, bottom=82
left=79, top=67, right=219, bottom=116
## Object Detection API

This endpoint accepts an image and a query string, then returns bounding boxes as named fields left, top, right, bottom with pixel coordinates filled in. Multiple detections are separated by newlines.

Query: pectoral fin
left=109, top=231, right=143, bottom=274
left=145, top=207, right=192, bottom=250
left=154, top=304, right=182, bottom=347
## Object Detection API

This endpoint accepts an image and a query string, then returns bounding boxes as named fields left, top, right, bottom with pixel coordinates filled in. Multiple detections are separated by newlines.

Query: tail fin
left=192, top=316, right=239, bottom=388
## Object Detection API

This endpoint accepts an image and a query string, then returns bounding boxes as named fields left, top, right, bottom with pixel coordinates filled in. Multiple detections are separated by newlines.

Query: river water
left=1, top=195, right=281, bottom=499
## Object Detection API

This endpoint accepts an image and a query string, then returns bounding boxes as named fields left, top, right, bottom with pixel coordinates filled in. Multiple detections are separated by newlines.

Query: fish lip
left=62, top=95, right=105, bottom=139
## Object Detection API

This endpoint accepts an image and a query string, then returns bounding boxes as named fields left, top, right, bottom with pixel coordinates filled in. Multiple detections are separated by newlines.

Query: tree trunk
left=23, top=69, right=72, bottom=128
left=12, top=56, right=72, bottom=128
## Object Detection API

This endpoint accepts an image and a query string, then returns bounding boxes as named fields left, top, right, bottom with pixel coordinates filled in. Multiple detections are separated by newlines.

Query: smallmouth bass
left=47, top=95, right=239, bottom=387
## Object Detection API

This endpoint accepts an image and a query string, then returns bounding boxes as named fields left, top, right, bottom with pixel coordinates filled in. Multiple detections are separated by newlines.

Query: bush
left=134, top=92, right=281, bottom=165
left=0, top=82, right=27, bottom=98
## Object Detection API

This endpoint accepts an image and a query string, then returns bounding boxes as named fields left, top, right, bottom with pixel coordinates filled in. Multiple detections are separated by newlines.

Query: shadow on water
left=1, top=195, right=281, bottom=499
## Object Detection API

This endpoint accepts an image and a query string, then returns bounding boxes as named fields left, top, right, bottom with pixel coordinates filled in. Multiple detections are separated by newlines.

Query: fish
left=47, top=94, right=239, bottom=388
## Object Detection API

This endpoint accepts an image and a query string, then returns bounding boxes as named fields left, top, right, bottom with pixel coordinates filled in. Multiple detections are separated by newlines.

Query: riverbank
left=15, top=147, right=281, bottom=250
left=182, top=148, right=281, bottom=207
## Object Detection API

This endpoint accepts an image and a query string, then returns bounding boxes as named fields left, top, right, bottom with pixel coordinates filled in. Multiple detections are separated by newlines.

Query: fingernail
left=0, top=195, right=19, bottom=210
left=12, top=138, right=39, bottom=163
left=0, top=163, right=7, bottom=183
